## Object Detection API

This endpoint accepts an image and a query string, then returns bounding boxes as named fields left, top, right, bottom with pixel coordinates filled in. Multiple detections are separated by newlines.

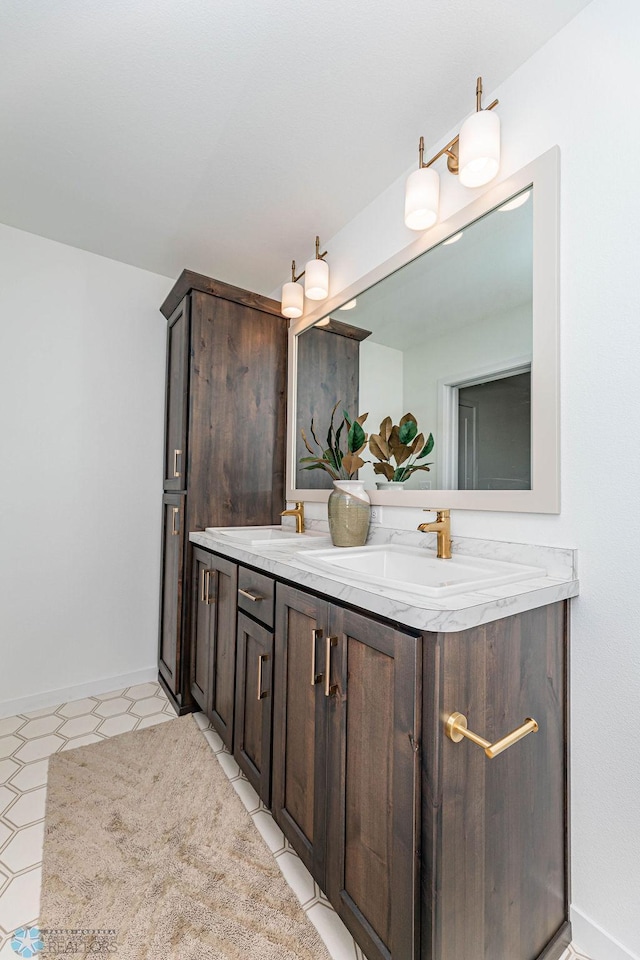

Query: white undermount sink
left=204, top=525, right=327, bottom=546
left=300, top=544, right=545, bottom=598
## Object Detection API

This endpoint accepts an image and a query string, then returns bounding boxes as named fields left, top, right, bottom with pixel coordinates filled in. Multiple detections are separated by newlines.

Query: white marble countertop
left=189, top=523, right=579, bottom=634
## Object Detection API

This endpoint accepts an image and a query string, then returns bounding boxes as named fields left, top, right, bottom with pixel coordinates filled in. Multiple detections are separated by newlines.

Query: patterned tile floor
left=0, top=682, right=592, bottom=960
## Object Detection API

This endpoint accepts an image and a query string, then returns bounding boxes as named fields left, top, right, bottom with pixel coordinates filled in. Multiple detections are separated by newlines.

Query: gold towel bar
left=445, top=712, right=539, bottom=759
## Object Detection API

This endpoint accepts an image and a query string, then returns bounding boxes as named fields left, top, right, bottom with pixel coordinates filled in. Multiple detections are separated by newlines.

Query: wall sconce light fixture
left=404, top=77, right=500, bottom=231
left=281, top=235, right=329, bottom=318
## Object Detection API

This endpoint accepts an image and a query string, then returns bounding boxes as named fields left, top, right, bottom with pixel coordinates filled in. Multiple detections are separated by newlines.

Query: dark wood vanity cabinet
left=272, top=588, right=329, bottom=880
left=272, top=582, right=569, bottom=960
left=233, top=565, right=277, bottom=804
left=272, top=584, right=421, bottom=960
left=189, top=548, right=238, bottom=748
left=157, top=271, right=287, bottom=712
left=158, top=493, right=185, bottom=694
left=424, top=602, right=569, bottom=960
left=182, top=542, right=569, bottom=960
left=163, top=298, right=189, bottom=492
left=234, top=613, right=274, bottom=803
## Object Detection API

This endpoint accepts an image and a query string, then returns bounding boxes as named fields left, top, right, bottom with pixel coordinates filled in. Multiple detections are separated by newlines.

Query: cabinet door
left=158, top=493, right=185, bottom=698
left=432, top=604, right=568, bottom=960
left=163, top=297, right=190, bottom=491
left=234, top=613, right=274, bottom=804
left=189, top=547, right=214, bottom=711
left=326, top=607, right=421, bottom=960
left=273, top=584, right=330, bottom=885
left=206, top=555, right=238, bottom=747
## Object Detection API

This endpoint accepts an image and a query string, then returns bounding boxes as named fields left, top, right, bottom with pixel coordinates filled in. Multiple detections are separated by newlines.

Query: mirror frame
left=286, top=146, right=560, bottom=513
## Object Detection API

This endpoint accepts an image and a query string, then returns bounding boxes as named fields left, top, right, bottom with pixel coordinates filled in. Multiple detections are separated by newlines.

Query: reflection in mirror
left=295, top=187, right=533, bottom=493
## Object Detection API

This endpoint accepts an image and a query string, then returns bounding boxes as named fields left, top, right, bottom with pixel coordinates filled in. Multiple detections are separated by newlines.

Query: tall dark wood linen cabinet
left=157, top=270, right=287, bottom=714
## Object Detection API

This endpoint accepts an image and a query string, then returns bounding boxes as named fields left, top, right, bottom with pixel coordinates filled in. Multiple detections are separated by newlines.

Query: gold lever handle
left=445, top=712, right=539, bottom=759
left=173, top=449, right=182, bottom=478
left=171, top=506, right=180, bottom=536
left=257, top=654, right=268, bottom=701
left=325, top=636, right=338, bottom=697
left=238, top=588, right=265, bottom=603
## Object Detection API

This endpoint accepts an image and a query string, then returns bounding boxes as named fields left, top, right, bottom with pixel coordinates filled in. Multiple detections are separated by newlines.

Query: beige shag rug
left=40, top=714, right=330, bottom=959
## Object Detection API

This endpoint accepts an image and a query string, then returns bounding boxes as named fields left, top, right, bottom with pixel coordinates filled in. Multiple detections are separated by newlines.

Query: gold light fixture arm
left=290, top=235, right=328, bottom=283
left=445, top=711, right=539, bottom=759
left=417, top=76, right=499, bottom=176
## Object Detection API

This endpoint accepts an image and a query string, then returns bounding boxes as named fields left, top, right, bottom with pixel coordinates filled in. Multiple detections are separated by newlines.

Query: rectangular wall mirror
left=287, top=147, right=559, bottom=513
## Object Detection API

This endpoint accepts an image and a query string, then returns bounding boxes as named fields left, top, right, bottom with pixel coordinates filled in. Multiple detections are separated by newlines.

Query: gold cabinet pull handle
left=238, top=588, right=265, bottom=603
left=200, top=568, right=207, bottom=603
left=200, top=569, right=213, bottom=605
left=171, top=506, right=180, bottom=536
left=173, top=449, right=182, bottom=478
left=311, top=629, right=322, bottom=686
left=445, top=712, right=539, bottom=759
left=325, top=635, right=338, bottom=697
left=257, top=654, right=269, bottom=701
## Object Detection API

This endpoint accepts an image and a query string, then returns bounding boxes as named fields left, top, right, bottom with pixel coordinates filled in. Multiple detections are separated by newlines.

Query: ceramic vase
left=374, top=480, right=406, bottom=491
left=328, top=479, right=371, bottom=547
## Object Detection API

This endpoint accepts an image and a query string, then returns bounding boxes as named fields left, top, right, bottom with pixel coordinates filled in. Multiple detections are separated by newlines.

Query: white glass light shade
left=458, top=109, right=500, bottom=188
left=304, top=257, right=329, bottom=300
left=281, top=280, right=304, bottom=319
left=404, top=166, right=440, bottom=231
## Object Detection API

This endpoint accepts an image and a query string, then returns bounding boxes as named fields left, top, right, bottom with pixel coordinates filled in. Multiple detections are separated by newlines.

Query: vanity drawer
left=238, top=567, right=275, bottom=628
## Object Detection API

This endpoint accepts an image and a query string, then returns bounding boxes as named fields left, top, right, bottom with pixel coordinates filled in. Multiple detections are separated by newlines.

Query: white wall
left=402, top=301, right=531, bottom=486
left=300, top=1, right=640, bottom=956
left=358, top=340, right=404, bottom=488
left=0, top=224, right=170, bottom=713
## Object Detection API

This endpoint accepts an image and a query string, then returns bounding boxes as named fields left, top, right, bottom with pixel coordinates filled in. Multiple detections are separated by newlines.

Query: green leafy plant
left=368, top=413, right=434, bottom=482
left=300, top=402, right=369, bottom=479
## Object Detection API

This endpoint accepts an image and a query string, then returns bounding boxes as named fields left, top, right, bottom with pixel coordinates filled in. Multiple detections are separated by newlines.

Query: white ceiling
left=0, top=0, right=590, bottom=294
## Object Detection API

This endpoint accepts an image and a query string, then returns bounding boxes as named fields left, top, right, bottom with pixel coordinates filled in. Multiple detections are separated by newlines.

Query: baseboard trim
left=0, top=667, right=159, bottom=719
left=539, top=920, right=571, bottom=959
left=571, top=906, right=639, bottom=960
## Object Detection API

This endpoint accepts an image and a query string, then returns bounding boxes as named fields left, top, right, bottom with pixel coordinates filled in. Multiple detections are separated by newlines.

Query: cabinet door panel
left=187, top=292, right=286, bottom=527
left=434, top=603, right=567, bottom=960
left=273, top=585, right=329, bottom=884
left=209, top=555, right=238, bottom=747
left=158, top=494, right=185, bottom=697
left=189, top=547, right=213, bottom=711
left=235, top=613, right=273, bottom=803
left=327, top=607, right=421, bottom=960
left=164, top=299, right=190, bottom=491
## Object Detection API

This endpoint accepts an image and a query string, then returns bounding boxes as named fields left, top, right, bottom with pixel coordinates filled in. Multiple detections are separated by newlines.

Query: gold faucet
left=417, top=508, right=451, bottom=559
left=281, top=501, right=305, bottom=534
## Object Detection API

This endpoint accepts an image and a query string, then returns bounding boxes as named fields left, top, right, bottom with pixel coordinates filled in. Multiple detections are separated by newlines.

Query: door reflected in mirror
left=295, top=187, right=533, bottom=492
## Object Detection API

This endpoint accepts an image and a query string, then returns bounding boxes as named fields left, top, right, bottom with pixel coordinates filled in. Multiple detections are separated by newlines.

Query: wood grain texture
left=295, top=326, right=360, bottom=490
left=428, top=602, right=568, bottom=960
left=208, top=555, right=238, bottom=748
left=238, top=567, right=275, bottom=629
left=163, top=299, right=190, bottom=492
left=273, top=585, right=329, bottom=885
left=234, top=613, right=274, bottom=804
left=186, top=291, right=287, bottom=530
left=189, top=547, right=212, bottom=710
left=326, top=607, right=421, bottom=960
left=158, top=493, right=185, bottom=698
left=158, top=278, right=287, bottom=713
left=160, top=269, right=283, bottom=319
